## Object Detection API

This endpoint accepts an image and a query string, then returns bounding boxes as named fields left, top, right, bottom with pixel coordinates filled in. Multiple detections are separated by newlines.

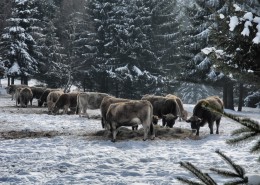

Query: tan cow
left=46, top=91, right=64, bottom=113
left=76, top=92, right=110, bottom=118
left=5, top=84, right=28, bottom=100
left=14, top=87, right=22, bottom=106
left=106, top=100, right=155, bottom=142
left=166, top=94, right=188, bottom=121
left=186, top=96, right=224, bottom=136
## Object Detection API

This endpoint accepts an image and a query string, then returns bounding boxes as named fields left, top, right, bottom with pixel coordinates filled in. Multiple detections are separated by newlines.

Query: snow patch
left=229, top=16, right=239, bottom=31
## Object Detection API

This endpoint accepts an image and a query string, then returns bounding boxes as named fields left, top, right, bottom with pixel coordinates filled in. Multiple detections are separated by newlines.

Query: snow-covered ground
left=0, top=82, right=259, bottom=184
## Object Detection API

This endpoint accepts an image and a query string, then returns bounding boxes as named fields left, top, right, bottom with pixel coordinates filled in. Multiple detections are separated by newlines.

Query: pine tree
left=0, top=0, right=41, bottom=84
left=32, top=0, right=66, bottom=88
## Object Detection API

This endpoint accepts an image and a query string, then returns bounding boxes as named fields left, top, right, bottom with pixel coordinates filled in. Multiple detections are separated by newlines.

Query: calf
left=141, top=95, right=179, bottom=127
left=19, top=87, right=33, bottom=108
left=106, top=100, right=155, bottom=142
left=186, top=96, right=224, bottom=136
left=46, top=91, right=64, bottom=112
left=76, top=92, right=110, bottom=118
left=52, top=92, right=79, bottom=114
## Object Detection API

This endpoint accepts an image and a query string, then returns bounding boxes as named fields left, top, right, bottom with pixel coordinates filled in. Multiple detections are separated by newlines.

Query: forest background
left=0, top=0, right=259, bottom=110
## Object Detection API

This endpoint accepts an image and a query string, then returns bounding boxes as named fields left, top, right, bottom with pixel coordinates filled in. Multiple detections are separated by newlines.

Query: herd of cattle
left=5, top=84, right=224, bottom=142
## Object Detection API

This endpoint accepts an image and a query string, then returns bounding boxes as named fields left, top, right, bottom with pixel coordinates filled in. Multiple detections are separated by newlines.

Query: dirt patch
left=0, top=130, right=62, bottom=139
left=89, top=125, right=195, bottom=141
left=0, top=125, right=195, bottom=141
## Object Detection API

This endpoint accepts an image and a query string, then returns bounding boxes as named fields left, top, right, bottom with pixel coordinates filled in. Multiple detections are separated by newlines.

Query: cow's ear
left=186, top=119, right=191, bottom=123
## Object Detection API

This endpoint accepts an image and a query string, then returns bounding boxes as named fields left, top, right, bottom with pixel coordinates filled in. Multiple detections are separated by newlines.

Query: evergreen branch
left=227, top=132, right=258, bottom=145
left=224, top=178, right=248, bottom=185
left=210, top=168, right=241, bottom=178
left=250, top=140, right=260, bottom=153
left=176, top=177, right=204, bottom=185
left=210, top=150, right=248, bottom=184
left=215, top=150, right=246, bottom=178
left=178, top=162, right=218, bottom=185
left=230, top=127, right=254, bottom=136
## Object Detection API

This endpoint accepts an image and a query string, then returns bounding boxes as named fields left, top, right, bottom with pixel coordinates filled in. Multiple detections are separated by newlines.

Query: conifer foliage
left=177, top=150, right=248, bottom=185
left=0, top=0, right=40, bottom=80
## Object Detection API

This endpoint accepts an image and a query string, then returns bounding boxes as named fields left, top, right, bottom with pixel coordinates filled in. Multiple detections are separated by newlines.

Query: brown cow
left=166, top=94, right=188, bottom=121
left=19, top=87, right=33, bottom=108
left=186, top=96, right=224, bottom=136
left=46, top=91, right=64, bottom=112
left=76, top=92, right=110, bottom=118
left=106, top=100, right=155, bottom=142
left=52, top=92, right=79, bottom=114
left=141, top=95, right=179, bottom=128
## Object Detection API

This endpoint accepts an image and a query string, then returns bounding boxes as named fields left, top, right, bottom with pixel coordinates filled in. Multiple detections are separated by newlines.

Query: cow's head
left=186, top=116, right=202, bottom=131
left=182, top=110, right=188, bottom=121
left=152, top=115, right=159, bottom=125
left=52, top=105, right=59, bottom=114
left=38, top=99, right=44, bottom=107
left=163, top=113, right=178, bottom=128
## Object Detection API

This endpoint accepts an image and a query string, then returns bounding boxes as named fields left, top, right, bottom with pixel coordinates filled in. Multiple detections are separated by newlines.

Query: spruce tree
left=0, top=0, right=41, bottom=84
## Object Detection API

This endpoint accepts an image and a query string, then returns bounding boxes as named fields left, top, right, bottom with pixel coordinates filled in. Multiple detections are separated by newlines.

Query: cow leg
left=209, top=122, right=214, bottom=134
left=216, top=119, right=221, bottom=134
left=162, top=117, right=166, bottom=127
left=132, top=125, right=138, bottom=130
left=196, top=127, right=200, bottom=136
left=111, top=122, right=118, bottom=142
left=63, top=106, right=69, bottom=114
left=142, top=123, right=149, bottom=141
left=150, top=123, right=155, bottom=140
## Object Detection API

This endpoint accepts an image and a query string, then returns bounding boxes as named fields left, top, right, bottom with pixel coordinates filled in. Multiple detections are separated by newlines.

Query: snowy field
left=0, top=84, right=259, bottom=184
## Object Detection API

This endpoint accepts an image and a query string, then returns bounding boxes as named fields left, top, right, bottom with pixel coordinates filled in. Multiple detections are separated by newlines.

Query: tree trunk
left=223, top=85, right=227, bottom=108
left=11, top=76, right=14, bottom=85
left=237, top=83, right=244, bottom=111
left=223, top=83, right=234, bottom=110
left=7, top=76, right=10, bottom=86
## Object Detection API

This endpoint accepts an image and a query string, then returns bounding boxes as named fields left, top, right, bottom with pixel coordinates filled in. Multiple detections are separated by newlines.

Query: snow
left=201, top=47, right=214, bottom=55
left=241, top=21, right=252, bottom=36
left=219, top=14, right=225, bottom=19
left=8, top=62, right=21, bottom=75
left=229, top=16, right=239, bottom=31
left=233, top=4, right=241, bottom=12
left=243, top=12, right=254, bottom=21
left=0, top=81, right=259, bottom=184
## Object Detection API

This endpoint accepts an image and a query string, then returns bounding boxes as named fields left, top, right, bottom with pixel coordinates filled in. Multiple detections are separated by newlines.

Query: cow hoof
left=111, top=139, right=116, bottom=143
left=151, top=136, right=155, bottom=140
left=143, top=138, right=147, bottom=141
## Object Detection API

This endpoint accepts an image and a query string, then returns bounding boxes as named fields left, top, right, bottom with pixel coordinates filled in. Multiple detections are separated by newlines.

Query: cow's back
left=194, top=97, right=223, bottom=121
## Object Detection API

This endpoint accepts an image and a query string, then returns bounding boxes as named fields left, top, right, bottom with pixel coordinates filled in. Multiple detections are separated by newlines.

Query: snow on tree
left=0, top=0, right=41, bottom=84
left=205, top=3, right=260, bottom=84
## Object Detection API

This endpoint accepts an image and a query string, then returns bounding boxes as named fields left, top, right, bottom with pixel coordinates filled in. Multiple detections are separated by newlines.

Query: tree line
left=0, top=0, right=259, bottom=109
